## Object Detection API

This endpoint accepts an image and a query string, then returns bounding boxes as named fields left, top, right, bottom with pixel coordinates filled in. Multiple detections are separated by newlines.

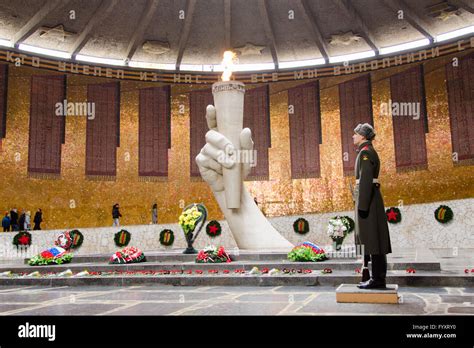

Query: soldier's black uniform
left=354, top=140, right=392, bottom=289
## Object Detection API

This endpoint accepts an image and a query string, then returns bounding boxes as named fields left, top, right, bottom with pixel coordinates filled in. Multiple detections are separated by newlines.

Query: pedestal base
left=336, top=284, right=399, bottom=304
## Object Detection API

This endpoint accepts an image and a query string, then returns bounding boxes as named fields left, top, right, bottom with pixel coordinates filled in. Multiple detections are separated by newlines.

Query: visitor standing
left=2, top=212, right=10, bottom=232
left=18, top=210, right=25, bottom=231
left=10, top=208, right=18, bottom=231
left=152, top=203, right=158, bottom=224
left=33, top=208, right=43, bottom=230
left=24, top=211, right=31, bottom=230
left=112, top=203, right=122, bottom=227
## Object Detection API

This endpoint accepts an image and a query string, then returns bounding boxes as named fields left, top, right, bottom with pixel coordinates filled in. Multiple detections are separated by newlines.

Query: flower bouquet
left=109, top=246, right=146, bottom=264
left=179, top=203, right=208, bottom=254
left=327, top=216, right=352, bottom=250
left=28, top=247, right=73, bottom=266
left=287, top=242, right=327, bottom=262
left=196, top=245, right=232, bottom=263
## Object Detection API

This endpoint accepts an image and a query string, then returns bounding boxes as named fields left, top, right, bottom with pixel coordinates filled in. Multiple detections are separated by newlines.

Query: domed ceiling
left=0, top=0, right=473, bottom=71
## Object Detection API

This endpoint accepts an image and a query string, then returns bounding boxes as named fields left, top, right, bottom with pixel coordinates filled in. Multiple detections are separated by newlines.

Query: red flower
left=223, top=270, right=230, bottom=274
left=303, top=269, right=312, bottom=274
left=355, top=268, right=361, bottom=274
left=186, top=270, right=193, bottom=274
left=261, top=268, right=269, bottom=274
left=18, top=235, right=30, bottom=245
left=465, top=269, right=469, bottom=274
left=195, top=270, right=203, bottom=274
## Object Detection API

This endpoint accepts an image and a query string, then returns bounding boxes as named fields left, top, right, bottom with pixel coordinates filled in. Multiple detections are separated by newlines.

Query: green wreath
left=342, top=215, right=355, bottom=232
left=434, top=205, right=453, bottom=224
left=28, top=253, right=73, bottom=266
left=13, top=231, right=32, bottom=249
left=159, top=229, right=174, bottom=246
left=293, top=218, right=310, bottom=234
left=386, top=207, right=402, bottom=224
left=69, top=229, right=84, bottom=249
left=206, top=220, right=222, bottom=237
left=114, top=229, right=131, bottom=247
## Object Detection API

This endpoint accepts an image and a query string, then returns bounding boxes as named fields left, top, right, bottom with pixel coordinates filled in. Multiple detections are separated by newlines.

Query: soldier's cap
left=354, top=123, right=375, bottom=140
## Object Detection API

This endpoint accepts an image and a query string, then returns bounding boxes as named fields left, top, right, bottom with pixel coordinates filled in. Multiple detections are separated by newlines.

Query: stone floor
left=0, top=285, right=472, bottom=315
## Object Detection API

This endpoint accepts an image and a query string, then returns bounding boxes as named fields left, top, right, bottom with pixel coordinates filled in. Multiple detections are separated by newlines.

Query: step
left=6, top=260, right=441, bottom=274
left=0, top=272, right=472, bottom=287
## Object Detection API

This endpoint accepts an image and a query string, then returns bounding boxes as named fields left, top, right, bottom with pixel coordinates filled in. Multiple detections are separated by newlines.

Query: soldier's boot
left=358, top=254, right=387, bottom=289
left=360, top=255, right=371, bottom=283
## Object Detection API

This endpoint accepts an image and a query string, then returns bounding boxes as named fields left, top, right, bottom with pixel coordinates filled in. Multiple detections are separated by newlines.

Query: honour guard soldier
left=352, top=123, right=392, bottom=289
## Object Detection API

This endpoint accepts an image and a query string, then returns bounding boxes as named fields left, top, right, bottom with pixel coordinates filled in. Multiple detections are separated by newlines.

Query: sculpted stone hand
left=196, top=105, right=293, bottom=250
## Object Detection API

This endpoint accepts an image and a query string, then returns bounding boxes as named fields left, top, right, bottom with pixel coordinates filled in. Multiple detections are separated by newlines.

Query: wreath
left=386, top=207, right=402, bottom=224
left=434, top=205, right=453, bottom=224
left=114, top=229, right=131, bottom=247
left=13, top=231, right=32, bottom=249
left=342, top=215, right=355, bottom=232
left=28, top=251, right=73, bottom=266
left=159, top=229, right=174, bottom=246
left=70, top=229, right=84, bottom=249
left=206, top=220, right=222, bottom=237
left=293, top=218, right=309, bottom=234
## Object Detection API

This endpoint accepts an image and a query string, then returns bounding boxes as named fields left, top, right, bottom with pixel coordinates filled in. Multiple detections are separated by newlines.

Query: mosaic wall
left=0, top=52, right=473, bottom=230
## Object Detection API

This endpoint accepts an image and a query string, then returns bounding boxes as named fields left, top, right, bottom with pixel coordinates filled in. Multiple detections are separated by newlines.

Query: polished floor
left=0, top=285, right=472, bottom=315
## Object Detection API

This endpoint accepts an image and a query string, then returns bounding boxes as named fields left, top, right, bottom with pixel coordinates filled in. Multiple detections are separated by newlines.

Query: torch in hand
left=211, top=51, right=245, bottom=209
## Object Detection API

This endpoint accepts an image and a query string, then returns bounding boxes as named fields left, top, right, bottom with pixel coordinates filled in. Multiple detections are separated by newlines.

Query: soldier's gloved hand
left=358, top=209, right=369, bottom=219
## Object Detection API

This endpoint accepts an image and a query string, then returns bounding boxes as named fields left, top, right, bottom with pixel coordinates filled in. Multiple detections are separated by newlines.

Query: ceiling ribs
left=175, top=0, right=197, bottom=71
left=334, top=0, right=380, bottom=54
left=296, top=0, right=329, bottom=62
left=383, top=0, right=436, bottom=43
left=258, top=0, right=279, bottom=69
left=448, top=0, right=474, bottom=13
left=12, top=0, right=69, bottom=47
left=124, top=0, right=160, bottom=62
left=70, top=0, right=119, bottom=58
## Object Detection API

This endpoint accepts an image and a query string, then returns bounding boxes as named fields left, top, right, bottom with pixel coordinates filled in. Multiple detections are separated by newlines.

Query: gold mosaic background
left=0, top=53, right=473, bottom=229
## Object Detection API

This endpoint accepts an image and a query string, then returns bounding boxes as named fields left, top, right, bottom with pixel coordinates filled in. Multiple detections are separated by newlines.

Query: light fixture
left=75, top=54, right=125, bottom=66
left=232, top=62, right=275, bottom=71
left=128, top=61, right=176, bottom=70
left=18, top=44, right=71, bottom=59
left=279, top=58, right=326, bottom=69
left=0, top=39, right=13, bottom=47
left=379, top=39, right=430, bottom=55
left=329, top=50, right=376, bottom=63
left=436, top=26, right=474, bottom=42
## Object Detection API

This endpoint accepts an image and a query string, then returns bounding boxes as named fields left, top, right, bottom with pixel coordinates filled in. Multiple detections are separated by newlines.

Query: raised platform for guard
left=336, top=284, right=399, bottom=304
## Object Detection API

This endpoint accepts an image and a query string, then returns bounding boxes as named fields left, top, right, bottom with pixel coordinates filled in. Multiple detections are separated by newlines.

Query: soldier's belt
left=355, top=178, right=379, bottom=184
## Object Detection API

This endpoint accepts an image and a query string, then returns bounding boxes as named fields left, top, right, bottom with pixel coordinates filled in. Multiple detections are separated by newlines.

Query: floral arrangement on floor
left=179, top=205, right=203, bottom=235
left=12, top=231, right=32, bottom=249
left=28, top=247, right=73, bottom=266
left=196, top=245, right=232, bottom=263
left=434, top=205, right=453, bottom=224
left=109, top=246, right=146, bottom=264
left=287, top=242, right=327, bottom=262
left=327, top=216, right=353, bottom=250
left=114, top=229, right=131, bottom=247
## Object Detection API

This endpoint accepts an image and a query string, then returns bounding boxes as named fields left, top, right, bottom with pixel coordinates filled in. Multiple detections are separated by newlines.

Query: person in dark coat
left=352, top=123, right=392, bottom=289
left=10, top=208, right=19, bottom=231
left=33, top=208, right=43, bottom=230
left=112, top=203, right=122, bottom=227
left=2, top=212, right=10, bottom=232
left=18, top=210, right=26, bottom=232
